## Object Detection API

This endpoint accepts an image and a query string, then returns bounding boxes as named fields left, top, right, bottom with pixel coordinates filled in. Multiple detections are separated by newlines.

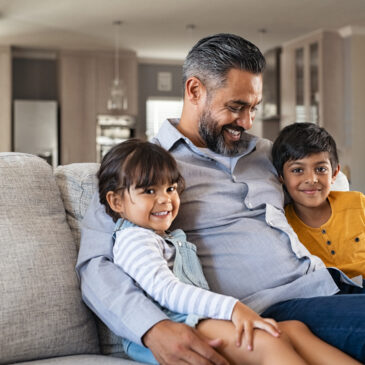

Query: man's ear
left=331, top=164, right=341, bottom=183
left=106, top=191, right=124, bottom=214
left=184, top=76, right=206, bottom=105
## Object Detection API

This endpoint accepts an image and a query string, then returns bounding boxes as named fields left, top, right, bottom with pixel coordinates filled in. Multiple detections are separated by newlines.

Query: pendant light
left=107, top=20, right=128, bottom=112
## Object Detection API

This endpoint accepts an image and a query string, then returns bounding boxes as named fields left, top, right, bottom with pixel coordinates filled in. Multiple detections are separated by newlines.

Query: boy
left=272, top=122, right=365, bottom=280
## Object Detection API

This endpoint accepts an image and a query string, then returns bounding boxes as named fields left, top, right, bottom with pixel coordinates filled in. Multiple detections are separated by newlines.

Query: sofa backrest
left=54, top=161, right=128, bottom=358
left=0, top=152, right=99, bottom=364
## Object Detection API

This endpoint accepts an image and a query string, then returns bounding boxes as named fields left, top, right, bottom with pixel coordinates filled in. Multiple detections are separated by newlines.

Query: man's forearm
left=79, top=256, right=169, bottom=345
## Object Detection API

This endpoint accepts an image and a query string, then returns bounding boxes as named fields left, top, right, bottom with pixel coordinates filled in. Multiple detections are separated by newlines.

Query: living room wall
left=137, top=62, right=183, bottom=139
left=342, top=31, right=365, bottom=192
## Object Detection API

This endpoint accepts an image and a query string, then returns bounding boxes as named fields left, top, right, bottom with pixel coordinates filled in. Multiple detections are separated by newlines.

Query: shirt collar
left=154, top=118, right=259, bottom=159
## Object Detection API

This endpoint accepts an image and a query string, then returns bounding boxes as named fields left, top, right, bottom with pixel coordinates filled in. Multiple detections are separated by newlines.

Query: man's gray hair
left=182, top=33, right=266, bottom=92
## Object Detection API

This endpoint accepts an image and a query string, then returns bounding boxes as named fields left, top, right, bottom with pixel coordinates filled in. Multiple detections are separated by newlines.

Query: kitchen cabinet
left=280, top=30, right=344, bottom=145
left=59, top=49, right=138, bottom=164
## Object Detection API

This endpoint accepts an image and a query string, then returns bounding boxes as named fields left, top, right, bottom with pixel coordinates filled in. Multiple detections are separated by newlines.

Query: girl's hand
left=231, top=301, right=281, bottom=351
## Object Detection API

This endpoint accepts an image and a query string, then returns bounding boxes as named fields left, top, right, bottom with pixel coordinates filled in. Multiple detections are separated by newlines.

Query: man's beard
left=198, top=109, right=249, bottom=156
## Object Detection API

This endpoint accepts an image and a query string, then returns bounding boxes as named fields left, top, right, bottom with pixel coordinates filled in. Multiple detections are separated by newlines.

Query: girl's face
left=111, top=181, right=180, bottom=235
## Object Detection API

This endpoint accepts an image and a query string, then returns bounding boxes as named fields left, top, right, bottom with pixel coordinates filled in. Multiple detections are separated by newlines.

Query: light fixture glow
left=107, top=20, right=128, bottom=112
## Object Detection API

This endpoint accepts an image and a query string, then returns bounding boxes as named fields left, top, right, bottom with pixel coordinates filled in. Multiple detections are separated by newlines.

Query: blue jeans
left=262, top=272, right=365, bottom=362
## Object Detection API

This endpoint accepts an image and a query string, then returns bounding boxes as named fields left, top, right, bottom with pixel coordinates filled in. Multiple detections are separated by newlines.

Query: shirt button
left=232, top=175, right=236, bottom=182
left=355, top=237, right=360, bottom=242
left=331, top=250, right=336, bottom=255
left=321, top=229, right=326, bottom=234
left=177, top=241, right=182, bottom=246
left=247, top=202, right=252, bottom=209
left=326, top=240, right=331, bottom=245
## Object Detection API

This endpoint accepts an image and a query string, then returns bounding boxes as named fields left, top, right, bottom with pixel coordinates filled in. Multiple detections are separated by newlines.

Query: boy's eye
left=316, top=167, right=328, bottom=173
left=291, top=168, right=303, bottom=174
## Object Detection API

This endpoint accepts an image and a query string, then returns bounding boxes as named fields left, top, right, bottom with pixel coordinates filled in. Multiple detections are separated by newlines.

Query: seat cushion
left=0, top=153, right=99, bottom=364
left=13, top=354, right=143, bottom=364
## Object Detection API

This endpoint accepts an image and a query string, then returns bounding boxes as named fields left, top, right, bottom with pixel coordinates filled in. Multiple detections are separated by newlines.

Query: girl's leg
left=279, top=320, right=361, bottom=365
left=197, top=319, right=308, bottom=365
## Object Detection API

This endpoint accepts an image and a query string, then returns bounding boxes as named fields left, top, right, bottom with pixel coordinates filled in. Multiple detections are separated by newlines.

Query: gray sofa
left=0, top=152, right=142, bottom=365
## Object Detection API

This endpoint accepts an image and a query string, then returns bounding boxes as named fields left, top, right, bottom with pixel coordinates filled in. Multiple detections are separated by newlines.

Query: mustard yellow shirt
left=285, top=191, right=365, bottom=279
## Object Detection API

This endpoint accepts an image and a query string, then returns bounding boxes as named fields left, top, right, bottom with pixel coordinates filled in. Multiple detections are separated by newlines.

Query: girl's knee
left=279, top=320, right=309, bottom=336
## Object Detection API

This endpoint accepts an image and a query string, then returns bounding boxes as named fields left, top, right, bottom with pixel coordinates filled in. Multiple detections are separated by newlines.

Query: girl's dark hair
left=98, top=139, right=185, bottom=222
left=272, top=122, right=339, bottom=177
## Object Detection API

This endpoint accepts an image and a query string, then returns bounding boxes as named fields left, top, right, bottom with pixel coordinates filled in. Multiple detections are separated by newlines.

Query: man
left=77, top=33, right=365, bottom=364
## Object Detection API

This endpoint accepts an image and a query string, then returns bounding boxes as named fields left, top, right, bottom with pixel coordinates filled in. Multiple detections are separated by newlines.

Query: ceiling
left=1, top=0, right=365, bottom=61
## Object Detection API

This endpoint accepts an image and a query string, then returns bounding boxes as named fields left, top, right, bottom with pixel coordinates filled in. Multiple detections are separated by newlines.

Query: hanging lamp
left=107, top=20, right=128, bottom=112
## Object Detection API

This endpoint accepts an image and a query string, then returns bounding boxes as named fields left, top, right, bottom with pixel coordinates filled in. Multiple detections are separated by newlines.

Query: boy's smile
left=281, top=152, right=340, bottom=218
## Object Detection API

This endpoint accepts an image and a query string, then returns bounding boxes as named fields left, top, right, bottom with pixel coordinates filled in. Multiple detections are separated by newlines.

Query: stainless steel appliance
left=96, top=114, right=135, bottom=162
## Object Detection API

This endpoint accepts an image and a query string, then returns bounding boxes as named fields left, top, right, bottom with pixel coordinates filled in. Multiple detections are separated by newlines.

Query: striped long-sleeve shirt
left=113, top=226, right=238, bottom=320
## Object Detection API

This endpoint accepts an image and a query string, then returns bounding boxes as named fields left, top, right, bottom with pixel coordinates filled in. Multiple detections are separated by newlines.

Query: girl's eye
left=145, top=188, right=155, bottom=194
left=167, top=186, right=176, bottom=192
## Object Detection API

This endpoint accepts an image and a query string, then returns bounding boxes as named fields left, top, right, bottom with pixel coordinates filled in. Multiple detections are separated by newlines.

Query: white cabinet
left=281, top=30, right=344, bottom=145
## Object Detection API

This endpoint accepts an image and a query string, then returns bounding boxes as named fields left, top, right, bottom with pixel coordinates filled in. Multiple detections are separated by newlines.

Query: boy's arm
left=76, top=192, right=169, bottom=345
left=113, top=228, right=238, bottom=320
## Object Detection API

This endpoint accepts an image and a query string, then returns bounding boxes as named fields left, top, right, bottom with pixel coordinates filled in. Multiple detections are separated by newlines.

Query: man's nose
left=236, top=110, right=253, bottom=130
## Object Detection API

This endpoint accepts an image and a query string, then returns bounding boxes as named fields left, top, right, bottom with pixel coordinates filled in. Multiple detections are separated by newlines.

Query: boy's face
left=281, top=152, right=340, bottom=211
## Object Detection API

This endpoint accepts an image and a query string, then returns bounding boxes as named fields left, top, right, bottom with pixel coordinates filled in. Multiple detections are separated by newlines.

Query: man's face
left=198, top=69, right=263, bottom=156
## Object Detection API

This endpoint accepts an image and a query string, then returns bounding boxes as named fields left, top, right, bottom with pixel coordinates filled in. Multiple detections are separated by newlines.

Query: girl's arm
left=113, top=227, right=238, bottom=320
left=114, top=227, right=281, bottom=350
left=76, top=192, right=169, bottom=345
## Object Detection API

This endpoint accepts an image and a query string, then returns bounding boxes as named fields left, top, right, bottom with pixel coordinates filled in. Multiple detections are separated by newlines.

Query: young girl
left=98, top=138, right=360, bottom=365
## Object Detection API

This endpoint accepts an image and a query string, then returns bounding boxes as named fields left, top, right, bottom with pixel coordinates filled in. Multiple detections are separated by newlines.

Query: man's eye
left=228, top=106, right=241, bottom=113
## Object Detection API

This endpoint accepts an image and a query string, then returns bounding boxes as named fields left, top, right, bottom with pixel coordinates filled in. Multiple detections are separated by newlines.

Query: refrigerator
left=13, top=100, right=58, bottom=167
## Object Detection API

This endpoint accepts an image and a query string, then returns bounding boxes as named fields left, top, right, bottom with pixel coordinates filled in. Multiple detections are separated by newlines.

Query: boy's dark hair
left=97, top=139, right=185, bottom=222
left=183, top=33, right=266, bottom=93
left=272, top=122, right=339, bottom=177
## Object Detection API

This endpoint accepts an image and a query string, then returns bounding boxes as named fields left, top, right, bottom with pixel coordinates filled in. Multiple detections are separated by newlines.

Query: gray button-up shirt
left=77, top=119, right=339, bottom=345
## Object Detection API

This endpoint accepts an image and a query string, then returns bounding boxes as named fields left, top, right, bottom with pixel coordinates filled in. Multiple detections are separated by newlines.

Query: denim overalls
left=113, top=219, right=210, bottom=364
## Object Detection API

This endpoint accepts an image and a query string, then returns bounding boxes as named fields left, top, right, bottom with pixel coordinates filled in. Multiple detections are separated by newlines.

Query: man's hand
left=143, top=320, right=229, bottom=365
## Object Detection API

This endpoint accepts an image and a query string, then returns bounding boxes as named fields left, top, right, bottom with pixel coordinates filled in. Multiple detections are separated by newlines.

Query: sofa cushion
left=14, top=354, right=143, bottom=364
left=0, top=153, right=99, bottom=365
left=54, top=163, right=99, bottom=250
left=54, top=163, right=127, bottom=358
